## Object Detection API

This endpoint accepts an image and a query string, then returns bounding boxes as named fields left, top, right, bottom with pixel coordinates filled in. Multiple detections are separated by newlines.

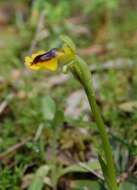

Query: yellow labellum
left=24, top=43, right=75, bottom=71
left=24, top=51, right=58, bottom=71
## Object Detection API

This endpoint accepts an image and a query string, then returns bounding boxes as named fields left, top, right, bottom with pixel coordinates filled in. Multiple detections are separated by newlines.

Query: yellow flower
left=24, top=37, right=76, bottom=71
left=25, top=50, right=58, bottom=71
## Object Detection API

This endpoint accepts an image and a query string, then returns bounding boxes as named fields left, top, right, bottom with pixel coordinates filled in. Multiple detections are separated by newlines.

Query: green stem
left=70, top=56, right=119, bottom=190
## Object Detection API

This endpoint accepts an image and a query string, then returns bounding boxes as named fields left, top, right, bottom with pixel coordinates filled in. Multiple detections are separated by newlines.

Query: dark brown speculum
left=32, top=48, right=57, bottom=65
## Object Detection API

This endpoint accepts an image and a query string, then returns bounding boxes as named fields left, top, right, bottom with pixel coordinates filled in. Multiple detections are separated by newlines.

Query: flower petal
left=40, top=58, right=58, bottom=71
left=25, top=56, right=33, bottom=66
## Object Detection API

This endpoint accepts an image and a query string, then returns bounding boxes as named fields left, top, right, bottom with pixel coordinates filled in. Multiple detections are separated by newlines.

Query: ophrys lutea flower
left=24, top=37, right=76, bottom=71
left=25, top=49, right=59, bottom=71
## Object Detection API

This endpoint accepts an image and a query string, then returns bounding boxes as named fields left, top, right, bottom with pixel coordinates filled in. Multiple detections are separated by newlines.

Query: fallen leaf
left=119, top=101, right=137, bottom=112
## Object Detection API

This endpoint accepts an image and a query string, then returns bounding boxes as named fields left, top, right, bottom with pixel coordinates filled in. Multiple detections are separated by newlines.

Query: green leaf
left=120, top=181, right=137, bottom=190
left=42, top=96, right=56, bottom=121
left=28, top=165, right=51, bottom=190
left=52, top=109, right=64, bottom=129
left=98, top=155, right=111, bottom=189
left=58, top=161, right=101, bottom=179
left=98, top=155, right=107, bottom=178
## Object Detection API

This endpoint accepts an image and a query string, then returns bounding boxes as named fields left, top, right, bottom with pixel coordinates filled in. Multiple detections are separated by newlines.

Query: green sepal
left=60, top=35, right=76, bottom=53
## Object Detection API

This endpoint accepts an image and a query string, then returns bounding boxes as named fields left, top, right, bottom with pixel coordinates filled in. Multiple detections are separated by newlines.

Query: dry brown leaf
left=119, top=101, right=137, bottom=112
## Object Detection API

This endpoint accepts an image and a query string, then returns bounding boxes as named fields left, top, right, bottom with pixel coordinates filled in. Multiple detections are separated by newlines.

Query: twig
left=34, top=123, right=44, bottom=141
left=0, top=138, right=30, bottom=160
left=0, top=93, right=14, bottom=115
left=29, top=11, right=45, bottom=54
